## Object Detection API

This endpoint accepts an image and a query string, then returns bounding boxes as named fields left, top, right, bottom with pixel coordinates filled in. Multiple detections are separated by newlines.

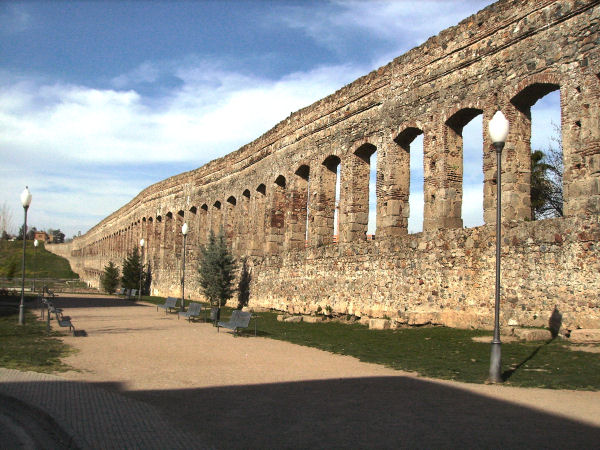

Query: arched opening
left=294, top=164, right=310, bottom=248
left=322, top=155, right=341, bottom=243
left=394, top=127, right=424, bottom=233
left=445, top=107, right=484, bottom=228
left=510, top=82, right=562, bottom=221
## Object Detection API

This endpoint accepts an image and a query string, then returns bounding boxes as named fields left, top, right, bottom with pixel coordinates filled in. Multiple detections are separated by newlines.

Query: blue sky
left=0, top=1, right=559, bottom=238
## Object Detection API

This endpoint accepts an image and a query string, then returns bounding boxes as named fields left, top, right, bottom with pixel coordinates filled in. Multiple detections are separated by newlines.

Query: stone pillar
left=440, top=119, right=465, bottom=229
left=199, top=205, right=208, bottom=246
left=174, top=211, right=184, bottom=273
left=238, top=192, right=251, bottom=254
left=422, top=130, right=444, bottom=231
left=502, top=101, right=533, bottom=221
left=379, top=130, right=416, bottom=237
left=249, top=186, right=266, bottom=256
left=340, top=144, right=375, bottom=243
left=211, top=202, right=222, bottom=236
left=224, top=197, right=236, bottom=248
left=153, top=217, right=162, bottom=277
left=266, top=177, right=286, bottom=255
left=287, top=166, right=309, bottom=250
left=562, top=74, right=600, bottom=216
left=483, top=108, right=499, bottom=225
left=309, top=156, right=339, bottom=246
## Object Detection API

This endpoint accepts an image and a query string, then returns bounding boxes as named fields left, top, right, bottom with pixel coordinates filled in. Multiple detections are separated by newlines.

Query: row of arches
left=75, top=71, right=599, bottom=283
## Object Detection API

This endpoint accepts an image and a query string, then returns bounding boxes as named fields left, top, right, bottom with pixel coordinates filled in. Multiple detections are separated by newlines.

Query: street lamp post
left=181, top=223, right=188, bottom=312
left=33, top=239, right=38, bottom=295
left=19, top=186, right=32, bottom=325
left=488, top=111, right=510, bottom=383
left=139, top=238, right=145, bottom=301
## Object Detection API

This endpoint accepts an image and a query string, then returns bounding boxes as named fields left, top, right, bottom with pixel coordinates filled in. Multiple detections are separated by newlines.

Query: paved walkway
left=1, top=294, right=599, bottom=449
left=0, top=368, right=204, bottom=449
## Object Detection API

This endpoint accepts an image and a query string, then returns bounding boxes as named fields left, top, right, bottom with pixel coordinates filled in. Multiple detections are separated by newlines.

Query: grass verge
left=245, top=311, right=600, bottom=390
left=0, top=303, right=74, bottom=373
left=0, top=240, right=78, bottom=279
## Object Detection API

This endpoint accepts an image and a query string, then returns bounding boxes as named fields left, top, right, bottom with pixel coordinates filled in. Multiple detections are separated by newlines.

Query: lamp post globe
left=488, top=111, right=509, bottom=383
left=181, top=223, right=188, bottom=311
left=138, top=238, right=145, bottom=301
left=489, top=111, right=510, bottom=145
left=18, top=186, right=32, bottom=325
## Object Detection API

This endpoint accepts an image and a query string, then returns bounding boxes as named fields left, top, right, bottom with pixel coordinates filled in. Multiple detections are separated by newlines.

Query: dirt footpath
left=53, top=294, right=600, bottom=448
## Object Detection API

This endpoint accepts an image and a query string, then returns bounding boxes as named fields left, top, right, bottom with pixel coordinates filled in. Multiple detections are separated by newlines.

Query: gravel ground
left=50, top=294, right=600, bottom=448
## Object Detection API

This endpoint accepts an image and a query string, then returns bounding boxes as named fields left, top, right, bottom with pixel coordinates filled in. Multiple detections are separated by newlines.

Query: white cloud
left=281, top=0, right=491, bottom=66
left=0, top=59, right=364, bottom=237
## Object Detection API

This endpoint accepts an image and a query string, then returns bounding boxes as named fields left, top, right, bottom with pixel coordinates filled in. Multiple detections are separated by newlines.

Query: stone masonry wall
left=48, top=0, right=600, bottom=331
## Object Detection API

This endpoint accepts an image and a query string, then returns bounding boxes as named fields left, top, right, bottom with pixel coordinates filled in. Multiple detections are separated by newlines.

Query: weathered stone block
left=303, top=315, right=325, bottom=323
left=569, top=329, right=600, bottom=343
left=513, top=328, right=552, bottom=341
left=284, top=316, right=303, bottom=323
left=369, top=319, right=391, bottom=330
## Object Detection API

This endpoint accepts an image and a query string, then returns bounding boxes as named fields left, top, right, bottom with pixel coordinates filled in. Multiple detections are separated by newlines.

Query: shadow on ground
left=121, top=376, right=599, bottom=449
left=52, top=296, right=149, bottom=309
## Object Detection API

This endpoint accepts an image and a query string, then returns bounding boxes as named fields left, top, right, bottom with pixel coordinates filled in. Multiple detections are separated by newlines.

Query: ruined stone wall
left=48, top=0, right=600, bottom=330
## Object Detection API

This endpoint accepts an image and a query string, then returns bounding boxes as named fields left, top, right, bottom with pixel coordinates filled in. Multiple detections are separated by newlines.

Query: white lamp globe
left=20, top=186, right=32, bottom=208
left=488, top=111, right=510, bottom=144
left=34, top=239, right=39, bottom=247
left=140, top=238, right=145, bottom=247
left=182, top=223, right=189, bottom=235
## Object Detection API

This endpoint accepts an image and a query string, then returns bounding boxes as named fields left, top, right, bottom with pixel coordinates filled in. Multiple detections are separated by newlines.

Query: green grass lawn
left=0, top=240, right=78, bottom=279
left=234, top=310, right=599, bottom=390
left=0, top=303, right=73, bottom=373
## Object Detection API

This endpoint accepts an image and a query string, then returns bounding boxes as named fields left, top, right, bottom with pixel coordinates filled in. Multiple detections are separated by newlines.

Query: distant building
left=34, top=231, right=50, bottom=242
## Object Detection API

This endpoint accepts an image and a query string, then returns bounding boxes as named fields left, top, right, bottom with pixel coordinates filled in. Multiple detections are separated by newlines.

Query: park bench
left=178, top=302, right=203, bottom=322
left=45, top=301, right=75, bottom=334
left=157, top=296, right=178, bottom=314
left=54, top=309, right=75, bottom=334
left=217, top=310, right=252, bottom=336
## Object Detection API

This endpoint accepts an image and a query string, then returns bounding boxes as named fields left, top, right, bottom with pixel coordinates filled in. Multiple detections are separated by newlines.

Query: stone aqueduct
left=50, top=0, right=600, bottom=330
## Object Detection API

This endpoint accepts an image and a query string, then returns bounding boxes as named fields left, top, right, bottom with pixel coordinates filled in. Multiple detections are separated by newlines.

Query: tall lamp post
left=139, top=238, right=145, bottom=301
left=33, top=239, right=39, bottom=294
left=181, top=223, right=188, bottom=312
left=19, top=186, right=32, bottom=325
left=488, top=111, right=509, bottom=383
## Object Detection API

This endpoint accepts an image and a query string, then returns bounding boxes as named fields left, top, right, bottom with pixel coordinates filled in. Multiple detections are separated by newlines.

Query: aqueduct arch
left=50, top=0, right=600, bottom=330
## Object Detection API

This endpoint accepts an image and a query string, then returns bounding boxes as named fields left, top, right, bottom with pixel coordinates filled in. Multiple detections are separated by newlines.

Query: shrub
left=100, top=261, right=120, bottom=294
left=198, top=228, right=237, bottom=308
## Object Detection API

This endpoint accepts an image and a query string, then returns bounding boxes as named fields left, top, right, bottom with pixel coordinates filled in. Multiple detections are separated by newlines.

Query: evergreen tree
left=198, top=229, right=237, bottom=309
left=100, top=261, right=120, bottom=294
left=121, top=247, right=144, bottom=290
